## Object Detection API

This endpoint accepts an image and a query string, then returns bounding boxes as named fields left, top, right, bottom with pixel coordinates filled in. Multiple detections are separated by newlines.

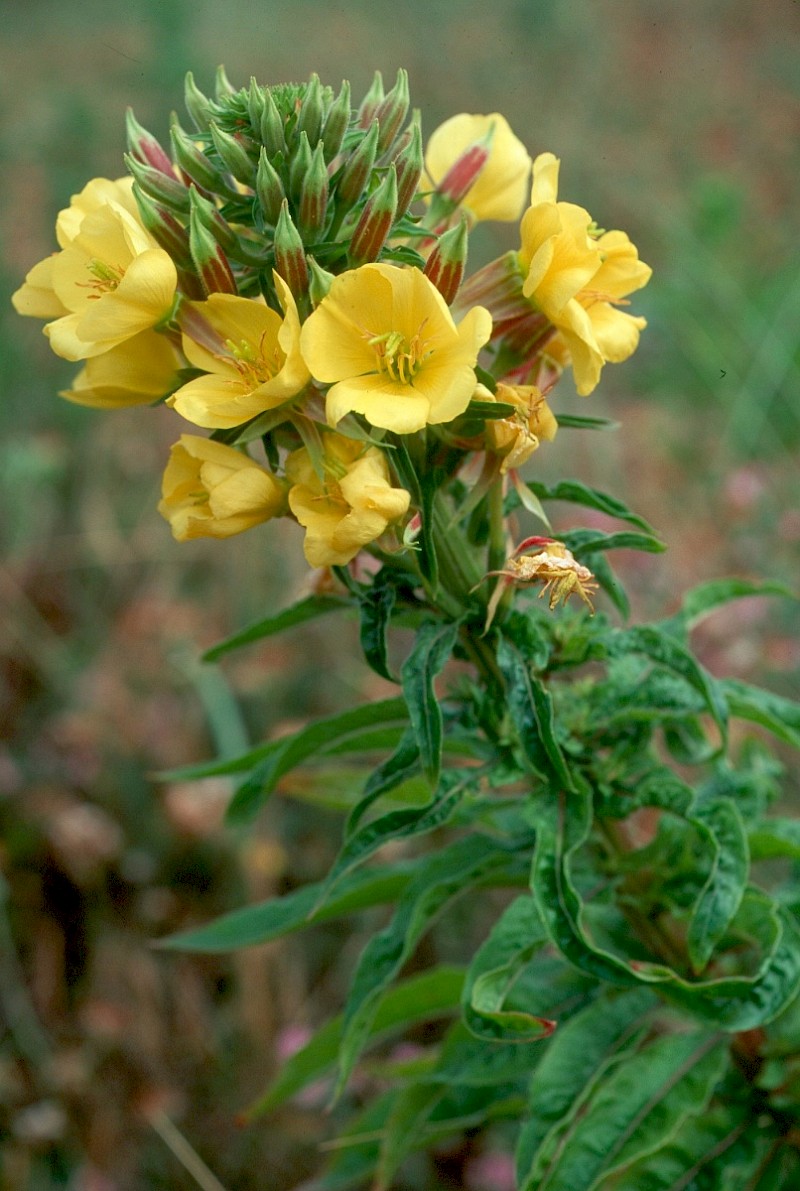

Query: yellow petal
left=11, top=256, right=68, bottom=319
left=425, top=113, right=531, bottom=222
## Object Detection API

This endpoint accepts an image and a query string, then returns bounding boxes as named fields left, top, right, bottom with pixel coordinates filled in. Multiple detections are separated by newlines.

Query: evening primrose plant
left=14, top=68, right=800, bottom=1190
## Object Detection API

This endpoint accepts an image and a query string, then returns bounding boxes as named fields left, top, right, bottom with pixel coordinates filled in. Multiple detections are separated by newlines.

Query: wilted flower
left=485, top=382, right=558, bottom=471
left=286, top=434, right=410, bottom=567
left=300, top=263, right=491, bottom=434
left=158, top=435, right=286, bottom=540
left=423, top=113, right=531, bottom=223
left=169, top=274, right=309, bottom=428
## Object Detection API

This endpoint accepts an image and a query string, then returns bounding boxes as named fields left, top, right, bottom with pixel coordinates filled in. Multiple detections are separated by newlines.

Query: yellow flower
left=300, top=263, right=492, bottom=435
left=486, top=382, right=558, bottom=472
left=168, top=275, right=309, bottom=429
left=158, top=435, right=286, bottom=541
left=423, top=113, right=531, bottom=223
left=518, top=153, right=651, bottom=395
left=12, top=178, right=177, bottom=362
left=60, top=329, right=183, bottom=409
left=287, top=434, right=410, bottom=568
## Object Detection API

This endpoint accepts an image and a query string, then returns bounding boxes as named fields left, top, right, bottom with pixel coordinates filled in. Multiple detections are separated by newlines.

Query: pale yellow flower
left=12, top=180, right=177, bottom=362
left=423, top=113, right=531, bottom=223
left=61, top=330, right=183, bottom=409
left=158, top=435, right=286, bottom=541
left=486, top=382, right=558, bottom=471
left=168, top=275, right=309, bottom=429
left=300, top=263, right=492, bottom=435
left=518, top=153, right=651, bottom=395
left=287, top=434, right=410, bottom=567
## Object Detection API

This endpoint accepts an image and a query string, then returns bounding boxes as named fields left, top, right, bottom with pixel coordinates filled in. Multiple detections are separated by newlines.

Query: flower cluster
left=13, top=69, right=650, bottom=601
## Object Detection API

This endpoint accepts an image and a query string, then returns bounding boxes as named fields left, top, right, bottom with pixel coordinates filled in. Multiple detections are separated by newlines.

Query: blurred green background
left=1, top=1, right=798, bottom=1187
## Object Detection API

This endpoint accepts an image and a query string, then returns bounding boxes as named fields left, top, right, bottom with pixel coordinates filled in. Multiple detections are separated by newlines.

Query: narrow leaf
left=400, top=618, right=461, bottom=787
left=202, top=593, right=350, bottom=661
left=359, top=573, right=399, bottom=682
left=687, top=799, right=749, bottom=973
left=497, top=635, right=576, bottom=791
left=721, top=679, right=800, bottom=749
left=526, top=479, right=655, bottom=533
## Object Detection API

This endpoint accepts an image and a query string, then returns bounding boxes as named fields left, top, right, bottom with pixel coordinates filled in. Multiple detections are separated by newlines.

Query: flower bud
left=321, top=80, right=351, bottom=162
left=247, top=77, right=266, bottom=131
left=348, top=164, right=397, bottom=267
left=209, top=123, right=256, bottom=187
left=393, top=114, right=423, bottom=218
left=188, top=186, right=238, bottom=254
left=357, top=71, right=384, bottom=129
left=336, top=119, right=379, bottom=209
left=189, top=201, right=237, bottom=295
left=374, top=68, right=409, bottom=155
left=423, top=216, right=468, bottom=305
left=261, top=88, right=287, bottom=158
left=256, top=148, right=286, bottom=225
left=436, top=126, right=493, bottom=208
left=308, top=256, right=335, bottom=307
left=132, top=184, right=193, bottom=269
left=274, top=199, right=309, bottom=302
left=289, top=130, right=313, bottom=203
left=125, top=152, right=190, bottom=213
left=170, top=121, right=225, bottom=193
left=296, top=73, right=324, bottom=146
left=126, top=108, right=174, bottom=176
left=298, top=143, right=329, bottom=241
left=184, top=72, right=215, bottom=133
left=214, top=64, right=236, bottom=101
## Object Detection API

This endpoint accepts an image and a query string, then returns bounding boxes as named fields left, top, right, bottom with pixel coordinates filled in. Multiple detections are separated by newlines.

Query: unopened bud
left=393, top=114, right=423, bottom=218
left=261, top=89, right=287, bottom=157
left=296, top=73, right=323, bottom=146
left=125, top=152, right=189, bottom=213
left=126, top=109, right=173, bottom=176
left=274, top=200, right=309, bottom=301
left=247, top=77, right=266, bottom=131
left=170, top=121, right=224, bottom=192
left=256, top=148, right=286, bottom=225
left=189, top=202, right=237, bottom=295
left=336, top=119, right=379, bottom=209
left=184, top=72, right=215, bottom=133
left=348, top=164, right=397, bottom=267
left=357, top=71, right=384, bottom=129
left=289, top=131, right=313, bottom=203
left=436, top=126, right=493, bottom=208
left=374, top=68, right=409, bottom=155
left=423, top=217, right=469, bottom=305
left=132, top=184, right=193, bottom=268
left=189, top=187, right=239, bottom=255
left=209, top=123, right=256, bottom=187
left=214, top=64, right=236, bottom=101
left=308, top=257, right=335, bottom=307
left=298, top=143, right=329, bottom=241
left=321, top=80, right=351, bottom=162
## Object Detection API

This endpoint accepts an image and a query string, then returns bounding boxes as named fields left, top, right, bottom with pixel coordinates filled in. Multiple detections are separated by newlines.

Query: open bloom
left=300, top=263, right=491, bottom=434
left=485, top=382, right=558, bottom=472
left=286, top=434, right=410, bottom=567
left=60, top=329, right=184, bottom=408
left=169, top=275, right=309, bottom=429
left=518, top=153, right=651, bottom=395
left=158, top=435, right=286, bottom=541
left=12, top=177, right=177, bottom=362
left=423, top=113, right=531, bottom=223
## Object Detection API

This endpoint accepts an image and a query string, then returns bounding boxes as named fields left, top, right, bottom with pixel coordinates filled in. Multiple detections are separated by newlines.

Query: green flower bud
left=188, top=187, right=238, bottom=254
left=126, top=108, right=173, bottom=176
left=256, top=148, right=286, bottom=225
left=214, top=64, right=236, bottom=101
left=289, top=130, right=313, bottom=203
left=321, top=80, right=351, bottom=162
left=374, top=68, right=409, bottom=155
left=296, top=73, right=323, bottom=146
left=132, top=184, right=193, bottom=269
left=308, top=256, right=335, bottom=307
left=209, top=122, right=256, bottom=187
left=184, top=72, right=215, bottom=133
left=357, top=71, right=384, bottom=129
left=261, top=89, right=287, bottom=158
left=393, top=113, right=423, bottom=218
left=423, top=215, right=469, bottom=305
left=189, top=201, right=237, bottom=295
left=336, top=119, right=379, bottom=209
left=170, top=121, right=225, bottom=193
left=247, top=77, right=266, bottom=131
left=274, top=199, right=309, bottom=302
left=125, top=152, right=190, bottom=213
left=298, top=143, right=329, bottom=242
left=348, top=164, right=397, bottom=267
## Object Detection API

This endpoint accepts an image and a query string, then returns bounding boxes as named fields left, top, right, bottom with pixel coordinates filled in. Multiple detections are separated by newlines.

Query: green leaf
left=245, top=966, right=464, bottom=1119
left=562, top=528, right=667, bottom=557
left=375, top=1083, right=446, bottom=1191
left=225, top=697, right=409, bottom=824
left=721, top=679, right=800, bottom=749
left=345, top=727, right=420, bottom=836
left=202, top=593, right=350, bottom=661
left=400, top=618, right=461, bottom=787
left=555, top=413, right=620, bottom=431
left=516, top=987, right=658, bottom=1188
left=687, top=799, right=749, bottom=973
left=523, top=1032, right=728, bottom=1191
left=749, top=817, right=800, bottom=861
left=497, top=635, right=577, bottom=791
left=155, top=861, right=417, bottom=952
left=335, top=834, right=525, bottom=1097
left=526, top=480, right=655, bottom=533
left=358, top=571, right=400, bottom=682
left=665, top=578, right=796, bottom=636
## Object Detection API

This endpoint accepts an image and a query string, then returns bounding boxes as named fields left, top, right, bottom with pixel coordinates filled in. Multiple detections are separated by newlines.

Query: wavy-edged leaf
left=335, top=834, right=527, bottom=1098
left=562, top=528, right=667, bottom=557
left=749, top=817, right=800, bottom=862
left=345, top=727, right=420, bottom=837
left=156, top=861, right=417, bottom=953
left=497, top=635, right=577, bottom=791
left=526, top=480, right=655, bottom=534
left=358, top=572, right=399, bottom=683
left=226, top=697, right=409, bottom=824
left=202, top=593, right=350, bottom=661
left=664, top=578, right=796, bottom=637
left=375, top=1083, right=446, bottom=1191
left=516, top=987, right=658, bottom=1188
left=245, top=966, right=464, bottom=1119
left=524, top=1032, right=728, bottom=1191
left=687, top=799, right=749, bottom=973
left=720, top=679, right=800, bottom=749
left=400, top=618, right=461, bottom=787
